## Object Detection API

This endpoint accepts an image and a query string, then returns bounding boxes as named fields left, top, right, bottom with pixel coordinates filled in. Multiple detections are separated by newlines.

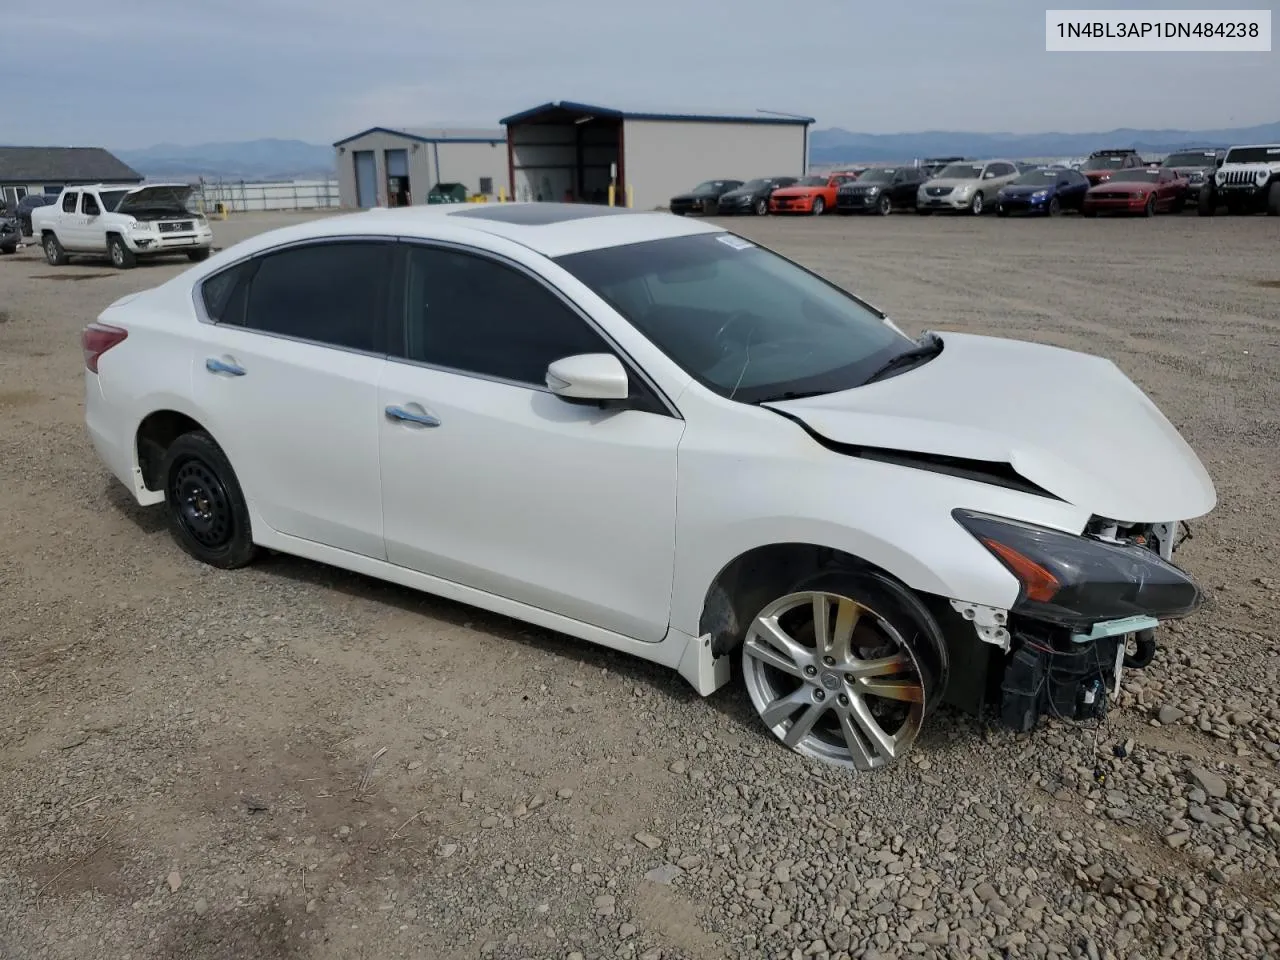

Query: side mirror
left=546, top=353, right=629, bottom=403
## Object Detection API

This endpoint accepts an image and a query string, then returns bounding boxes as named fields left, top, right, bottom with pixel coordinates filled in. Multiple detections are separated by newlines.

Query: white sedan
left=80, top=202, right=1216, bottom=771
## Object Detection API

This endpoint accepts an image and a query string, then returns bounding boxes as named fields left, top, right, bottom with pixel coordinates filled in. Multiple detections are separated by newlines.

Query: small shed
left=0, top=146, right=142, bottom=209
left=333, top=126, right=507, bottom=208
left=498, top=101, right=815, bottom=210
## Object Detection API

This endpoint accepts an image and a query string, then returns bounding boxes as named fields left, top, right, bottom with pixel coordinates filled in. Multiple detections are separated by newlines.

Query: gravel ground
left=1, top=209, right=1277, bottom=960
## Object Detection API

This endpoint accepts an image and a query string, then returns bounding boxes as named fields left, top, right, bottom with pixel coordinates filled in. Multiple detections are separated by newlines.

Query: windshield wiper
left=861, top=332, right=944, bottom=385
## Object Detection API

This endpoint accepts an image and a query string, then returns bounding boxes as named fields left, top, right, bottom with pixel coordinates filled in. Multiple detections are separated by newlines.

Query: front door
left=190, top=238, right=393, bottom=558
left=354, top=151, right=377, bottom=208
left=378, top=242, right=684, bottom=642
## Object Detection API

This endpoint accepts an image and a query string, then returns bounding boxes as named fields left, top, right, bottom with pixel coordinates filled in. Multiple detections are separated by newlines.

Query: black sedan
left=995, top=167, right=1090, bottom=217
left=714, top=176, right=798, bottom=215
left=836, top=166, right=927, bottom=215
left=668, top=179, right=742, bottom=216
left=0, top=214, right=19, bottom=254
left=14, top=194, right=55, bottom=236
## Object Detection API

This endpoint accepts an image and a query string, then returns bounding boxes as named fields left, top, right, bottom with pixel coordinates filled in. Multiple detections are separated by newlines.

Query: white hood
left=765, top=332, right=1216, bottom=524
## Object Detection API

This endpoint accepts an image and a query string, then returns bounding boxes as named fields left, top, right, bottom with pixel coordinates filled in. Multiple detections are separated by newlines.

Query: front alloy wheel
left=811, top=197, right=825, bottom=215
left=878, top=194, right=892, bottom=216
left=970, top=192, right=984, bottom=215
left=755, top=197, right=768, bottom=216
left=742, top=577, right=940, bottom=771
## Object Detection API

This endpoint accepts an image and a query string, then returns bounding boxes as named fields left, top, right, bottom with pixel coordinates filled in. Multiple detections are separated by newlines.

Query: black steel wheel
left=162, top=431, right=257, bottom=568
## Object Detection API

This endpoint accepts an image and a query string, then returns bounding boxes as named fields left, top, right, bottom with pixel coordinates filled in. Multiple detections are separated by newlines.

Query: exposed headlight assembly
left=952, top=509, right=1202, bottom=627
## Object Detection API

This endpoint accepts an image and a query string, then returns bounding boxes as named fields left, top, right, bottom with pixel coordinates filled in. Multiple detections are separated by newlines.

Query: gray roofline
left=333, top=126, right=507, bottom=147
left=499, top=101, right=815, bottom=126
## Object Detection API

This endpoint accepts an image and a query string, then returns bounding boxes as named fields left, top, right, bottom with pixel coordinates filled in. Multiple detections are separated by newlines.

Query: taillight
left=81, top=322, right=128, bottom=373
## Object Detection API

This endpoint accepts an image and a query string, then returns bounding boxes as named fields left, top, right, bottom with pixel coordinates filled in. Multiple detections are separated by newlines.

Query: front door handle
left=205, top=357, right=246, bottom=376
left=385, top=405, right=440, bottom=427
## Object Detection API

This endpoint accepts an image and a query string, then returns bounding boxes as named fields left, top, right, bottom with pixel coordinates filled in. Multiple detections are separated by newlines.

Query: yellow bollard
left=608, top=184, right=615, bottom=207
left=626, top=185, right=634, bottom=208
left=498, top=185, right=507, bottom=203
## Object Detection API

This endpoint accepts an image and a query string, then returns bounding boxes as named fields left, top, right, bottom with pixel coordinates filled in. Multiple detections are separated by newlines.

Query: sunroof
left=448, top=203, right=642, bottom=226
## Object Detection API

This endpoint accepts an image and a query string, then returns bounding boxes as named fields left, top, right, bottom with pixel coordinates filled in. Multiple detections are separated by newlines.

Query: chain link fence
left=194, top=179, right=341, bottom=213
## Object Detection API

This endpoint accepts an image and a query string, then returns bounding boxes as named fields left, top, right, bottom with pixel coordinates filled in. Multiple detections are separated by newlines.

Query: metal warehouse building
left=499, top=101, right=814, bottom=210
left=0, top=146, right=142, bottom=210
left=333, top=126, right=507, bottom=208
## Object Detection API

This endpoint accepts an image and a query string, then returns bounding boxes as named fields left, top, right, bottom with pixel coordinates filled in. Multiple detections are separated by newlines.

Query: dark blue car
left=995, top=167, right=1090, bottom=217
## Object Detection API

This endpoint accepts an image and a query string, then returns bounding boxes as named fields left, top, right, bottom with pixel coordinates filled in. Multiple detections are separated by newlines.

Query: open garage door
left=505, top=105, right=622, bottom=204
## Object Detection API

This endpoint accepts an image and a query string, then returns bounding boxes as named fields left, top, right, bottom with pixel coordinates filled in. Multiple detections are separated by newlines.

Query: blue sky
left=1, top=0, right=1275, bottom=148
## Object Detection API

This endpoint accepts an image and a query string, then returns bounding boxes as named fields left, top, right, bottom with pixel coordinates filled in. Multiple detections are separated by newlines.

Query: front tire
left=1268, top=182, right=1280, bottom=216
left=754, top=198, right=768, bottom=216
left=162, top=431, right=257, bottom=569
left=969, top=192, right=984, bottom=215
left=188, top=247, right=211, bottom=262
left=1048, top=197, right=1062, bottom=217
left=1143, top=194, right=1156, bottom=217
left=43, top=232, right=69, bottom=265
left=108, top=234, right=136, bottom=269
left=877, top=194, right=892, bottom=216
left=740, top=569, right=946, bottom=771
left=1198, top=187, right=1216, bottom=216
left=811, top=197, right=825, bottom=216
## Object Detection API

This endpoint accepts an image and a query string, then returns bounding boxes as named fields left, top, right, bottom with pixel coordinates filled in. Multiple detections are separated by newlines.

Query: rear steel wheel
left=162, top=430, right=257, bottom=569
left=742, top=584, right=933, bottom=771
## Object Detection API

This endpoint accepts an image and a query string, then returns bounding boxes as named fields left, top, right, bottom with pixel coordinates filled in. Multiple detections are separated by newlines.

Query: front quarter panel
left=667, top=391, right=1093, bottom=640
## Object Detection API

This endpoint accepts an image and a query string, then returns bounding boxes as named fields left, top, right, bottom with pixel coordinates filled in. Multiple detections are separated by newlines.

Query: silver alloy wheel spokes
left=742, top=590, right=926, bottom=771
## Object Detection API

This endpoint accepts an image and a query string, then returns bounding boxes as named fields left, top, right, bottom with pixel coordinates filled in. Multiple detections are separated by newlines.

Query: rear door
left=189, top=238, right=393, bottom=558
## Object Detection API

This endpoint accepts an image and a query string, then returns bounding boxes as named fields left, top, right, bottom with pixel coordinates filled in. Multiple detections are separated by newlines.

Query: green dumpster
left=426, top=182, right=468, bottom=204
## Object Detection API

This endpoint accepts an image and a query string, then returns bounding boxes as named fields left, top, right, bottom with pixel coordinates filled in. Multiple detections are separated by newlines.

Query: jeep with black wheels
left=1198, top=144, right=1280, bottom=216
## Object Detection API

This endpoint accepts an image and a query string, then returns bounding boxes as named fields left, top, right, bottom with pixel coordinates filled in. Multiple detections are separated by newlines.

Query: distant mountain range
left=808, top=121, right=1280, bottom=163
left=115, top=138, right=336, bottom=181
left=113, top=121, right=1280, bottom=181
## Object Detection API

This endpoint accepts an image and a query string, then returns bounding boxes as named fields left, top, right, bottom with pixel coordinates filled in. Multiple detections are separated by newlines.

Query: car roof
left=218, top=203, right=727, bottom=261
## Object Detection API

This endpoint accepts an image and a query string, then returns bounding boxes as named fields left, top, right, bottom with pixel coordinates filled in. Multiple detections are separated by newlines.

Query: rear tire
left=108, top=234, right=136, bottom=269
left=43, top=232, right=69, bottom=265
left=162, top=431, right=257, bottom=569
left=1197, top=187, right=1216, bottom=216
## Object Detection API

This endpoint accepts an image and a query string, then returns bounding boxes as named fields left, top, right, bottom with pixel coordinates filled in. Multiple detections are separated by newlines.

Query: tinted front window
left=240, top=241, right=391, bottom=351
left=1163, top=152, right=1217, bottom=167
left=1109, top=170, right=1159, bottom=183
left=555, top=233, right=908, bottom=404
left=61, top=192, right=78, bottom=212
left=1224, top=146, right=1280, bottom=164
left=938, top=164, right=983, bottom=179
left=1083, top=155, right=1128, bottom=170
left=400, top=245, right=610, bottom=385
left=99, top=190, right=128, bottom=212
left=1011, top=169, right=1058, bottom=185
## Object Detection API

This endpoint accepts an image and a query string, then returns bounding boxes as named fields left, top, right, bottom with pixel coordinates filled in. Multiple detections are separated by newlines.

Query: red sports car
left=1082, top=168, right=1189, bottom=217
left=768, top=173, right=859, bottom=215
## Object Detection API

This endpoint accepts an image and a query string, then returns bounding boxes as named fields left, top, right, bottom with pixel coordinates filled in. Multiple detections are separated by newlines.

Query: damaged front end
left=947, top=509, right=1202, bottom=733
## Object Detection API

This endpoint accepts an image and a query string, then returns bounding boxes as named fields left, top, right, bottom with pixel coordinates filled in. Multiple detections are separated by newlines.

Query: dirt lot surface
left=1, top=209, right=1278, bottom=960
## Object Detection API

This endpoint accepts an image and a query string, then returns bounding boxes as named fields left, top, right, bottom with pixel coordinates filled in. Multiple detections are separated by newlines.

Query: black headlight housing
left=953, top=509, right=1203, bottom=628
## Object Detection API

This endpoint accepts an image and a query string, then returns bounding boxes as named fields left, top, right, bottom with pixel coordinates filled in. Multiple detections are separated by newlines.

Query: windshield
left=1011, top=169, right=1060, bottom=186
left=1109, top=170, right=1159, bottom=183
left=99, top=190, right=129, bottom=212
left=794, top=176, right=829, bottom=187
left=937, top=163, right=983, bottom=180
left=554, top=233, right=910, bottom=403
left=1163, top=152, right=1217, bottom=167
left=1224, top=146, right=1280, bottom=164
left=1083, top=154, right=1129, bottom=170
left=738, top=179, right=770, bottom=190
left=691, top=181, right=723, bottom=195
left=856, top=169, right=895, bottom=184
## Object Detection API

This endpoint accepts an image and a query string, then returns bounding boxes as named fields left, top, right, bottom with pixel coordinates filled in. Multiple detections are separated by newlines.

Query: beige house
left=333, top=126, right=507, bottom=208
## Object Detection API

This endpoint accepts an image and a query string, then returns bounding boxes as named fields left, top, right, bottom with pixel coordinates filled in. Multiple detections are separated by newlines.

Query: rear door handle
left=205, top=357, right=246, bottom=376
left=385, top=405, right=440, bottom=427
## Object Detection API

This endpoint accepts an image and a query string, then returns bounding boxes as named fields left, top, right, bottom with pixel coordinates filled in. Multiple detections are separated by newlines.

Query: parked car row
left=668, top=142, right=1280, bottom=221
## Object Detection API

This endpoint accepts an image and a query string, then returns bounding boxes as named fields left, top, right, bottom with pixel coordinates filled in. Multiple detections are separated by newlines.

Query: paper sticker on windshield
left=716, top=234, right=754, bottom=250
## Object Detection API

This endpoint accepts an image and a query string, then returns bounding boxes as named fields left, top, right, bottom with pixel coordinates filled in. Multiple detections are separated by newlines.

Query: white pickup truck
left=30, top=182, right=215, bottom=269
